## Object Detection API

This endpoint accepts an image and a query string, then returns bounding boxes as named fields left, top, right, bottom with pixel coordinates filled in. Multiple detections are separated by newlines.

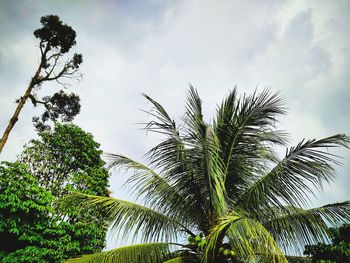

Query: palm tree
left=67, top=87, right=350, bottom=263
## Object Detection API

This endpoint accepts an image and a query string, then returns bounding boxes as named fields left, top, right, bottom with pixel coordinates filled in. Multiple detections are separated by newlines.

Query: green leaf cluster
left=21, top=123, right=110, bottom=257
left=20, top=123, right=109, bottom=198
left=0, top=162, right=65, bottom=262
left=304, top=224, right=350, bottom=262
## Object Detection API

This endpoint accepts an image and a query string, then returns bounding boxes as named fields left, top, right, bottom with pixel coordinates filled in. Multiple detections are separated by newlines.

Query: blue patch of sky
left=115, top=0, right=167, bottom=20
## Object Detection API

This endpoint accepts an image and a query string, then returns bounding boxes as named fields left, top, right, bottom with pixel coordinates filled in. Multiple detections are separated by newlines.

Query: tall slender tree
left=0, top=14, right=82, bottom=154
left=67, top=87, right=349, bottom=263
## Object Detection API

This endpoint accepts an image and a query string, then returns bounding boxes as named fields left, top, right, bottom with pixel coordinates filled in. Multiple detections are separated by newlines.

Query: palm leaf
left=263, top=201, right=350, bottom=253
left=66, top=243, right=176, bottom=263
left=204, top=126, right=227, bottom=217
left=183, top=86, right=228, bottom=220
left=142, top=88, right=220, bottom=231
left=67, top=193, right=192, bottom=242
left=237, top=134, right=350, bottom=212
left=214, top=89, right=288, bottom=202
left=105, top=153, right=198, bottom=227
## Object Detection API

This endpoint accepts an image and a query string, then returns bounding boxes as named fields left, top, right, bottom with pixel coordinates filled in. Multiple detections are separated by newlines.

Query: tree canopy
left=19, top=123, right=110, bottom=257
left=34, top=14, right=77, bottom=54
left=20, top=123, right=109, bottom=198
left=0, top=124, right=110, bottom=262
left=66, top=87, right=350, bottom=263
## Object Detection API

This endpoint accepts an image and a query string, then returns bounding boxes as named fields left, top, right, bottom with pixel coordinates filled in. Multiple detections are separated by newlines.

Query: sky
left=0, top=0, right=349, bottom=251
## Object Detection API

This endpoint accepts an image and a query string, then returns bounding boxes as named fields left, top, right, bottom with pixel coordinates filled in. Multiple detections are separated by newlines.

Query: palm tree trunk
left=0, top=66, right=41, bottom=155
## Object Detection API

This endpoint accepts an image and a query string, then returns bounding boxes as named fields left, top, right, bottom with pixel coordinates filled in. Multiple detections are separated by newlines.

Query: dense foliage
left=0, top=162, right=66, bottom=262
left=20, top=123, right=109, bottom=198
left=19, top=123, right=110, bottom=258
left=0, top=124, right=110, bottom=262
left=304, top=224, right=350, bottom=263
left=67, top=88, right=350, bottom=263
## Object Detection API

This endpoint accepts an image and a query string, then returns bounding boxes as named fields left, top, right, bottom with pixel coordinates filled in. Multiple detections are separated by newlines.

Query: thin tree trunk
left=0, top=66, right=41, bottom=154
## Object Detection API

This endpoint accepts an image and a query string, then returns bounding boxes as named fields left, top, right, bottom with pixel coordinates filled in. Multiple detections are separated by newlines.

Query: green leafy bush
left=304, top=224, right=350, bottom=263
left=0, top=162, right=66, bottom=262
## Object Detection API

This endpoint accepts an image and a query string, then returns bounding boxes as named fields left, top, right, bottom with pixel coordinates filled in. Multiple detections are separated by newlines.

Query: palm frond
left=183, top=86, right=204, bottom=137
left=214, top=88, right=238, bottom=132
left=182, top=86, right=228, bottom=220
left=237, top=134, right=350, bottom=212
left=142, top=93, right=177, bottom=136
left=141, top=91, right=210, bottom=231
left=105, top=153, right=196, bottom=225
left=67, top=193, right=192, bottom=242
left=263, top=201, right=350, bottom=253
left=204, top=126, right=227, bottom=217
left=214, top=89, right=288, bottom=201
left=66, top=243, right=175, bottom=263
left=203, top=212, right=287, bottom=263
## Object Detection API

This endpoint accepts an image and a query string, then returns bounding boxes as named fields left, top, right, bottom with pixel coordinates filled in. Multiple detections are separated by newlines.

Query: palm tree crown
left=68, top=87, right=350, bottom=263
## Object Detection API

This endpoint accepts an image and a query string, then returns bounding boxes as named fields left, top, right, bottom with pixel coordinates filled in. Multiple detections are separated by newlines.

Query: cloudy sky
left=0, top=0, right=349, bottom=250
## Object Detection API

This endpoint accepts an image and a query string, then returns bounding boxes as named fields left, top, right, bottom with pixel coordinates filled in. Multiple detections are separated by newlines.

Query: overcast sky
left=0, top=0, right=349, bottom=250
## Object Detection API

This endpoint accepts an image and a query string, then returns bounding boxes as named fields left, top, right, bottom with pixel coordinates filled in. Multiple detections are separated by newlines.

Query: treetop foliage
left=20, top=123, right=109, bottom=198
left=31, top=14, right=83, bottom=85
left=34, top=14, right=77, bottom=54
